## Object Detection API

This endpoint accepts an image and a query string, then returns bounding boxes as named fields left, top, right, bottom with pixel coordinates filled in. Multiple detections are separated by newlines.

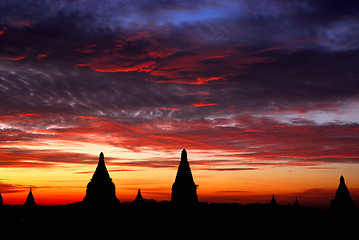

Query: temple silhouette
left=23, top=188, right=37, bottom=207
left=0, top=149, right=357, bottom=229
left=293, top=196, right=300, bottom=208
left=331, top=175, right=355, bottom=213
left=133, top=189, right=145, bottom=206
left=171, top=149, right=198, bottom=207
left=270, top=194, right=277, bottom=206
left=82, top=152, right=119, bottom=207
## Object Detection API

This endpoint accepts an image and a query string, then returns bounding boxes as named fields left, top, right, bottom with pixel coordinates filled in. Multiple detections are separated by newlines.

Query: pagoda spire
left=171, top=149, right=198, bottom=207
left=83, top=152, right=119, bottom=207
left=331, top=175, right=355, bottom=213
left=270, top=194, right=277, bottom=205
left=91, top=152, right=111, bottom=181
left=133, top=189, right=145, bottom=206
left=24, top=188, right=37, bottom=207
left=293, top=196, right=300, bottom=208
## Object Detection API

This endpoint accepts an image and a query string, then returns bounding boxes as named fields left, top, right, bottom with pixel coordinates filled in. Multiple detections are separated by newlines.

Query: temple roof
left=91, top=152, right=111, bottom=182
left=24, top=188, right=37, bottom=207
left=293, top=196, right=300, bottom=207
left=173, top=149, right=195, bottom=185
left=133, top=189, right=144, bottom=205
left=171, top=149, right=198, bottom=206
left=83, top=152, right=119, bottom=206
left=331, top=175, right=355, bottom=212
left=270, top=194, right=277, bottom=205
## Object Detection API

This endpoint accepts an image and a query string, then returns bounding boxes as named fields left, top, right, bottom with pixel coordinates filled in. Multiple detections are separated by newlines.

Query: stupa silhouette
left=133, top=189, right=145, bottom=206
left=83, top=152, right=119, bottom=207
left=23, top=188, right=37, bottom=207
left=171, top=149, right=198, bottom=207
left=331, top=175, right=355, bottom=213
left=293, top=196, right=300, bottom=208
left=270, top=194, right=277, bottom=206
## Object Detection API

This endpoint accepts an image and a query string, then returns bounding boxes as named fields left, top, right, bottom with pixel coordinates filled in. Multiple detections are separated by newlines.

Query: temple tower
left=331, top=175, right=355, bottom=213
left=293, top=196, right=300, bottom=208
left=83, top=152, right=119, bottom=207
left=171, top=149, right=198, bottom=207
left=24, top=188, right=37, bottom=207
left=133, top=189, right=145, bottom=206
left=270, top=194, right=277, bottom=206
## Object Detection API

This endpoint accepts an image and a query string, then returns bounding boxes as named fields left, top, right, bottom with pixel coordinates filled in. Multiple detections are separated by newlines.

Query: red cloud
left=83, top=60, right=157, bottom=73
left=36, top=51, right=54, bottom=60
left=74, top=44, right=98, bottom=54
left=150, top=44, right=272, bottom=84
left=1, top=112, right=358, bottom=170
left=76, top=36, right=271, bottom=85
left=189, top=102, right=217, bottom=107
left=76, top=32, right=179, bottom=74
left=0, top=55, right=27, bottom=61
left=156, top=107, right=181, bottom=111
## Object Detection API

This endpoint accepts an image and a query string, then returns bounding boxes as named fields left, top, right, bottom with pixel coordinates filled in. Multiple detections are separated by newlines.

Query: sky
left=0, top=0, right=359, bottom=208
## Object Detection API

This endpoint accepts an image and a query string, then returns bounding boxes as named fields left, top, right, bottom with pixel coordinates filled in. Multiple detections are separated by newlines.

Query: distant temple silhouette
left=293, top=196, right=300, bottom=208
left=171, top=149, right=198, bottom=207
left=270, top=194, right=277, bottom=206
left=23, top=188, right=37, bottom=207
left=331, top=175, right=355, bottom=213
left=83, top=152, right=119, bottom=207
left=133, top=189, right=144, bottom=206
left=1, top=148, right=358, bottom=217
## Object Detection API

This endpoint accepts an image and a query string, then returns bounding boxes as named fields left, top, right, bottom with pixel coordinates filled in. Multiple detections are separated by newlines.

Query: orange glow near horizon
left=1, top=112, right=359, bottom=208
left=1, top=139, right=359, bottom=209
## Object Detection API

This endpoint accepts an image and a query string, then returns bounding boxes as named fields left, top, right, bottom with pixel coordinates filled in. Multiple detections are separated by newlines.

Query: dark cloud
left=0, top=147, right=102, bottom=167
left=0, top=0, right=358, bottom=171
left=0, top=181, right=28, bottom=193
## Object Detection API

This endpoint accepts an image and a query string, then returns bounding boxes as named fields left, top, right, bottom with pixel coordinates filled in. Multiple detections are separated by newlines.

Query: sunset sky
left=0, top=0, right=359, bottom=208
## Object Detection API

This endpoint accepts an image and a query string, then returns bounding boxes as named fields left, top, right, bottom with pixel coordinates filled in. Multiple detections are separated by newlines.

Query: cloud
left=1, top=111, right=358, bottom=171
left=0, top=0, right=358, bottom=174
left=0, top=147, right=101, bottom=168
left=0, top=181, right=29, bottom=193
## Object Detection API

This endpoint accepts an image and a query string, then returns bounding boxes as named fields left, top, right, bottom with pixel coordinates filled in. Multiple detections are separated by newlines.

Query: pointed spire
left=331, top=175, right=355, bottom=213
left=24, top=188, right=37, bottom=207
left=340, top=175, right=345, bottom=185
left=270, top=194, right=277, bottom=205
left=83, top=152, right=120, bottom=207
left=171, top=149, right=198, bottom=207
left=99, top=152, right=104, bottom=162
left=91, top=152, right=111, bottom=182
left=133, top=189, right=144, bottom=206
left=181, top=149, right=187, bottom=159
left=293, top=196, right=300, bottom=208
